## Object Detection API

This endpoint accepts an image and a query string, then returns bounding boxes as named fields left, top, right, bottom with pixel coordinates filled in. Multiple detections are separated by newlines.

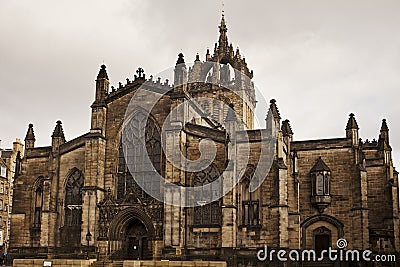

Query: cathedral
left=9, top=14, right=400, bottom=266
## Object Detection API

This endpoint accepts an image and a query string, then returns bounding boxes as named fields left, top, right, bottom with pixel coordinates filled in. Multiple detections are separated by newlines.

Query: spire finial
left=219, top=5, right=227, bottom=35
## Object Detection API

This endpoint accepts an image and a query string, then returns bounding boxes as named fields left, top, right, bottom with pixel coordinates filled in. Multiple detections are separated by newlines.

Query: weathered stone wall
left=10, top=148, right=50, bottom=248
left=292, top=139, right=364, bottom=250
left=13, top=259, right=95, bottom=267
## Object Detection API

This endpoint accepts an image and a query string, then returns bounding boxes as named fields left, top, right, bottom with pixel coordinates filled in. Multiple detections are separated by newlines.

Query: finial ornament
left=136, top=67, right=145, bottom=78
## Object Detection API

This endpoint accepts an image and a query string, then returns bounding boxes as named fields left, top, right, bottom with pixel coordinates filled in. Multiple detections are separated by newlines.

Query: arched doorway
left=107, top=207, right=156, bottom=260
left=124, top=219, right=151, bottom=260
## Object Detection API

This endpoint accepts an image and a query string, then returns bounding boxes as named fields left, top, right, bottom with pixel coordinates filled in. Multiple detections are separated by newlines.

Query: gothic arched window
left=193, top=163, right=221, bottom=226
left=117, top=112, right=162, bottom=201
left=240, top=165, right=260, bottom=226
left=33, top=178, right=44, bottom=228
left=63, top=169, right=84, bottom=246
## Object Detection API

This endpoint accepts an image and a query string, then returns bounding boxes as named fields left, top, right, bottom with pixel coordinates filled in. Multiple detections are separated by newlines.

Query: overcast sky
left=1, top=0, right=399, bottom=165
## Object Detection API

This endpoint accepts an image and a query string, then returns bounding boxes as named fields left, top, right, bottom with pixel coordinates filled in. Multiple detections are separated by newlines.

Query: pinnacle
left=381, top=118, right=389, bottom=131
left=176, top=53, right=185, bottom=65
left=25, top=123, right=35, bottom=141
left=346, top=113, right=359, bottom=130
left=269, top=99, right=281, bottom=120
left=52, top=120, right=66, bottom=142
left=97, top=64, right=109, bottom=80
left=282, top=119, right=293, bottom=136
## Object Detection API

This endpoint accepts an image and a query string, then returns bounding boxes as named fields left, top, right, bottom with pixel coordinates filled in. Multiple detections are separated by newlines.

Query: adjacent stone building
left=0, top=139, right=24, bottom=254
left=8, top=15, right=400, bottom=266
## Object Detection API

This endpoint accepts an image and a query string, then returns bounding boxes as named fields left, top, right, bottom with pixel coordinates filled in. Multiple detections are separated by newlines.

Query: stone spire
left=346, top=113, right=359, bottom=130
left=265, top=99, right=281, bottom=134
left=52, top=121, right=65, bottom=140
left=346, top=113, right=359, bottom=146
left=52, top=120, right=66, bottom=151
left=218, top=13, right=228, bottom=49
left=269, top=99, right=281, bottom=121
left=204, top=12, right=253, bottom=80
left=93, top=64, right=110, bottom=107
left=379, top=118, right=389, bottom=144
left=97, top=64, right=109, bottom=80
left=24, top=123, right=35, bottom=149
left=281, top=119, right=293, bottom=137
left=381, top=118, right=389, bottom=131
left=174, top=53, right=187, bottom=87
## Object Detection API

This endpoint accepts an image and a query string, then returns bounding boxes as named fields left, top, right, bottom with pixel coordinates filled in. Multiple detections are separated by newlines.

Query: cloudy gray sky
left=1, top=0, right=400, bottom=165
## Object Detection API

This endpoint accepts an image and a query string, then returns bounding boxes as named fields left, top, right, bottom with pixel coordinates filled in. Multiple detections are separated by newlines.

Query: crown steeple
left=218, top=13, right=228, bottom=49
left=206, top=13, right=253, bottom=79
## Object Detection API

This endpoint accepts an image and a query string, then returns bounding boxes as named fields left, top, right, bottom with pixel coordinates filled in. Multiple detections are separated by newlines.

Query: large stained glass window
left=117, top=112, right=162, bottom=202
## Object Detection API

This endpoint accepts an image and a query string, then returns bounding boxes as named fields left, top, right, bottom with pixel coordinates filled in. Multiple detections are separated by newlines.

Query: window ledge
left=191, top=225, right=221, bottom=232
left=239, top=224, right=262, bottom=231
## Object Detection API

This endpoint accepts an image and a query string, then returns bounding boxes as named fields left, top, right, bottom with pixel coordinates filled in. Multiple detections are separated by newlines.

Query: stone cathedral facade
left=9, top=15, right=400, bottom=266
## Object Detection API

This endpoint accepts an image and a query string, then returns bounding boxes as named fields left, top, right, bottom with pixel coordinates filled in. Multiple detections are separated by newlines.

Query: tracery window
left=117, top=112, right=162, bottom=201
left=63, top=169, right=84, bottom=246
left=240, top=165, right=260, bottom=226
left=33, top=179, right=43, bottom=228
left=193, top=163, right=221, bottom=226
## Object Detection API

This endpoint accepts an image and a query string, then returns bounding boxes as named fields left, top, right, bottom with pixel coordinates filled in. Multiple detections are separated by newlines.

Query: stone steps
left=90, top=260, right=124, bottom=267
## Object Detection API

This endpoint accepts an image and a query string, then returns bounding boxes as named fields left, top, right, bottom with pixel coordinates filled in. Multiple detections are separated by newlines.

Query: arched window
left=33, top=178, right=44, bottom=228
left=240, top=165, right=260, bottom=226
left=193, top=163, right=221, bottom=226
left=63, top=169, right=84, bottom=246
left=117, top=112, right=162, bottom=201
